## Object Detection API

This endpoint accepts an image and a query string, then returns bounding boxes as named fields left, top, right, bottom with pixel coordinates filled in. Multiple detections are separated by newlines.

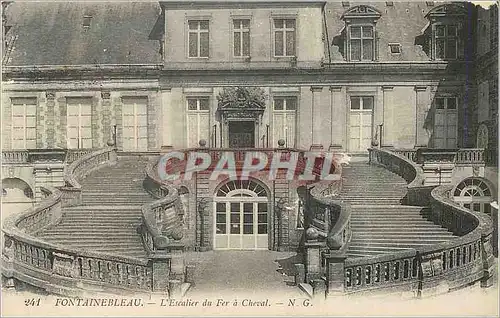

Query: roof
left=3, top=2, right=163, bottom=66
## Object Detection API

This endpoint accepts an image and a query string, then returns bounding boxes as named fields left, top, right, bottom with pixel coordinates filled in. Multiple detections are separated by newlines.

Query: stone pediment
left=341, top=5, right=382, bottom=20
left=425, top=4, right=468, bottom=19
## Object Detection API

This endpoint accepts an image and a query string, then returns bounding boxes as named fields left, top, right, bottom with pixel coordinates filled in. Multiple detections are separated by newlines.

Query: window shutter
left=374, top=30, right=379, bottom=61
left=344, top=27, right=349, bottom=61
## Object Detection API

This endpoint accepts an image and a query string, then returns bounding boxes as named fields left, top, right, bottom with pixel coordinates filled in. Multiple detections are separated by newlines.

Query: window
left=434, top=24, right=458, bottom=60
left=67, top=97, right=92, bottom=149
left=350, top=96, right=373, bottom=110
left=389, top=43, right=401, bottom=54
left=349, top=26, right=374, bottom=61
left=272, top=97, right=297, bottom=147
left=188, top=20, right=209, bottom=58
left=433, top=97, right=457, bottom=148
left=341, top=6, right=381, bottom=62
left=11, top=98, right=36, bottom=149
left=424, top=4, right=467, bottom=60
left=453, top=178, right=494, bottom=216
left=233, top=19, right=250, bottom=57
left=82, top=15, right=92, bottom=30
left=186, top=97, right=210, bottom=147
left=122, top=97, right=148, bottom=151
left=274, top=19, right=296, bottom=57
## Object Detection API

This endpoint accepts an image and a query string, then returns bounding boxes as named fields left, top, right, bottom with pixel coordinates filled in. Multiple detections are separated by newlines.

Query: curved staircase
left=341, top=160, right=457, bottom=258
left=36, top=156, right=152, bottom=259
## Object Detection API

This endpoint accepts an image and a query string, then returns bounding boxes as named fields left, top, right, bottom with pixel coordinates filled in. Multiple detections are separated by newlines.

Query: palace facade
left=2, top=1, right=498, bottom=252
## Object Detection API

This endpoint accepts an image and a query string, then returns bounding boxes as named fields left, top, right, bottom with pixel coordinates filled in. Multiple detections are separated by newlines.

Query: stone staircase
left=36, top=156, right=153, bottom=259
left=342, top=160, right=457, bottom=258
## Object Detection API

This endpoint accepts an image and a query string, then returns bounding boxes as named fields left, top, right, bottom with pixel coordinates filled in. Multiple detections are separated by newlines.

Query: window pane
left=362, top=97, right=373, bottom=110
left=242, top=32, right=250, bottom=56
left=233, top=20, right=241, bottom=29
left=230, top=213, right=240, bottom=223
left=447, top=98, right=457, bottom=109
left=216, top=223, right=226, bottom=234
left=200, top=32, right=209, bottom=57
left=286, top=30, right=295, bottom=56
left=274, top=19, right=284, bottom=29
left=285, top=19, right=295, bottom=29
left=435, top=98, right=445, bottom=109
left=446, top=39, right=457, bottom=59
left=187, top=99, right=197, bottom=110
left=436, top=25, right=446, bottom=37
left=199, top=98, right=209, bottom=110
left=351, top=97, right=361, bottom=110
left=274, top=99, right=284, bottom=110
left=258, top=224, right=267, bottom=234
left=351, top=39, right=361, bottom=60
left=362, top=26, right=373, bottom=38
left=447, top=25, right=457, bottom=36
left=350, top=26, right=361, bottom=38
left=216, top=214, right=226, bottom=223
left=243, top=224, right=253, bottom=234
left=230, top=224, right=240, bottom=234
left=436, top=39, right=445, bottom=59
left=242, top=19, right=250, bottom=28
left=275, top=31, right=283, bottom=56
left=199, top=21, right=209, bottom=30
left=188, top=21, right=198, bottom=30
left=258, top=203, right=267, bottom=212
left=362, top=39, right=373, bottom=60
left=258, top=214, right=267, bottom=223
left=188, top=33, right=198, bottom=57
left=286, top=98, right=297, bottom=110
left=234, top=32, right=241, bottom=56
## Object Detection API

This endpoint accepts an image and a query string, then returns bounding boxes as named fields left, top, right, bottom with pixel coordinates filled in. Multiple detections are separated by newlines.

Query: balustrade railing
left=391, top=149, right=418, bottom=163
left=2, top=150, right=29, bottom=163
left=1, top=147, right=162, bottom=295
left=455, top=148, right=485, bottom=165
left=65, top=148, right=95, bottom=164
left=336, top=148, right=495, bottom=297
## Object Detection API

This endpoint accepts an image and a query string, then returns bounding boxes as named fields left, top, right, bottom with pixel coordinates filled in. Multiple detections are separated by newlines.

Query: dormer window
left=83, top=15, right=92, bottom=30
left=424, top=4, right=468, bottom=61
left=340, top=5, right=382, bottom=62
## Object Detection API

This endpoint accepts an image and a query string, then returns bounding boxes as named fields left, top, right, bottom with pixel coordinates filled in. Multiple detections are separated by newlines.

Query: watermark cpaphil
left=158, top=150, right=351, bottom=182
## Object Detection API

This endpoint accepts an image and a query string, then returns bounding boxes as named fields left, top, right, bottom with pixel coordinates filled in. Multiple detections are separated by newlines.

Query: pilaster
left=382, top=86, right=394, bottom=148
left=310, top=86, right=324, bottom=151
left=415, top=86, right=429, bottom=148
left=329, top=86, right=344, bottom=151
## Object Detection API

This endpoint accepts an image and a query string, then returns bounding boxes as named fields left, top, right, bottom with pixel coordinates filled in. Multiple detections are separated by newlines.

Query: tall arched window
left=453, top=178, right=494, bottom=216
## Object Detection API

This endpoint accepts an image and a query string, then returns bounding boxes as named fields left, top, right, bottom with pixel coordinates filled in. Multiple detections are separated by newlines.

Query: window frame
left=271, top=95, right=298, bottom=148
left=232, top=18, right=251, bottom=58
left=272, top=17, right=297, bottom=58
left=66, top=97, right=93, bottom=149
left=10, top=97, right=37, bottom=150
left=187, top=19, right=210, bottom=59
left=347, top=24, right=376, bottom=61
left=432, top=95, right=458, bottom=148
left=432, top=22, right=459, bottom=60
left=121, top=97, right=148, bottom=151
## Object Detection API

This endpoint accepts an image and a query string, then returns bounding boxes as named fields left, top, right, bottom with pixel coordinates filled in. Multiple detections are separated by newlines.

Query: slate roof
left=3, top=2, right=163, bottom=66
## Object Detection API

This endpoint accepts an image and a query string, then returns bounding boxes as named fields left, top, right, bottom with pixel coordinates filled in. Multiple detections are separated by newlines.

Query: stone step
left=353, top=230, right=453, bottom=236
left=351, top=237, right=453, bottom=244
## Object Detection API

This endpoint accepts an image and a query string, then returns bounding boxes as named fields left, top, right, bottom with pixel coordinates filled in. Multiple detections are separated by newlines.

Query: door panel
left=349, top=111, right=373, bottom=152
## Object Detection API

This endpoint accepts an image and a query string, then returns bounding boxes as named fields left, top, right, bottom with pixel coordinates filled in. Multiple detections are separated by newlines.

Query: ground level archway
left=213, top=179, right=270, bottom=250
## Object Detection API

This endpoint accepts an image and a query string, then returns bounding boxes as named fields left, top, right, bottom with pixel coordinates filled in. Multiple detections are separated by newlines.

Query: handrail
left=339, top=148, right=496, bottom=296
left=1, top=147, right=157, bottom=294
left=60, top=147, right=117, bottom=207
left=139, top=159, right=184, bottom=254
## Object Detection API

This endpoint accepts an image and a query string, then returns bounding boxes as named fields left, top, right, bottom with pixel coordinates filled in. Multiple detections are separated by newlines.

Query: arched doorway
left=453, top=177, right=495, bottom=216
left=213, top=179, right=270, bottom=250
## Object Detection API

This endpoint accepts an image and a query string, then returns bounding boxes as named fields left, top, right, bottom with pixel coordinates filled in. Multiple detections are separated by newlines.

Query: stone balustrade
left=1, top=147, right=180, bottom=296
left=2, top=182, right=154, bottom=295
left=64, top=149, right=95, bottom=164
left=2, top=150, right=29, bottom=163
left=338, top=147, right=496, bottom=298
left=391, top=148, right=418, bottom=163
left=455, top=148, right=485, bottom=165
